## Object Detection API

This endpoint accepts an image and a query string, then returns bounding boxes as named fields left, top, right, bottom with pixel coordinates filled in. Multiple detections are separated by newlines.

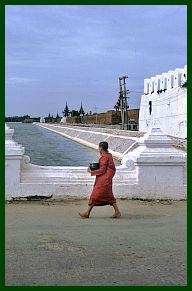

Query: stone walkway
left=5, top=199, right=187, bottom=286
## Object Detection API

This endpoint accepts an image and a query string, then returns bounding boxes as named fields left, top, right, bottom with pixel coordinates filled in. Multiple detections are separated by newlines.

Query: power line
left=129, top=90, right=143, bottom=94
left=151, top=96, right=186, bottom=106
left=116, top=85, right=186, bottom=99
left=141, top=92, right=186, bottom=106
left=149, top=91, right=185, bottom=102
left=139, top=113, right=186, bottom=121
left=93, top=105, right=98, bottom=112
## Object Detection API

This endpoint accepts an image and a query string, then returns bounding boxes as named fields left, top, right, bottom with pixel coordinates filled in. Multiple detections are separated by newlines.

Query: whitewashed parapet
left=140, top=65, right=187, bottom=138
left=181, top=65, right=187, bottom=85
left=154, top=75, right=161, bottom=92
left=5, top=124, right=25, bottom=197
left=5, top=124, right=186, bottom=200
left=174, top=69, right=183, bottom=88
left=167, top=70, right=174, bottom=90
left=149, top=77, right=156, bottom=94
left=144, top=78, right=150, bottom=94
left=160, top=73, right=168, bottom=90
left=143, top=66, right=187, bottom=95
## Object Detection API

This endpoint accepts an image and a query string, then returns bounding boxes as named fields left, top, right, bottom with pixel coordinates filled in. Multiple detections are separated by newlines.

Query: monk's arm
left=91, top=157, right=108, bottom=176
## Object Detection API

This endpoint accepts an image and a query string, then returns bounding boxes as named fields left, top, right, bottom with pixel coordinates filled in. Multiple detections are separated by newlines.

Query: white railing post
left=135, top=127, right=186, bottom=199
left=5, top=124, right=25, bottom=199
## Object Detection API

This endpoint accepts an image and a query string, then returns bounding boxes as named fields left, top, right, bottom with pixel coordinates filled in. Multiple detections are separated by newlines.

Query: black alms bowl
left=89, top=162, right=100, bottom=170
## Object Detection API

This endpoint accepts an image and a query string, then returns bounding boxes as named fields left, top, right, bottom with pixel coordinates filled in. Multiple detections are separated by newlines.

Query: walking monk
left=79, top=141, right=121, bottom=218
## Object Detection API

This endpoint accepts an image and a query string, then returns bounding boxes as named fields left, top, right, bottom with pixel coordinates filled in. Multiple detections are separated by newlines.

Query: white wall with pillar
left=5, top=123, right=186, bottom=200
left=139, top=65, right=187, bottom=139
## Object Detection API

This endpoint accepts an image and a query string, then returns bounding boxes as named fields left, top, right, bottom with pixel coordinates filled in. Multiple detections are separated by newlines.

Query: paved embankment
left=36, top=123, right=140, bottom=160
left=36, top=123, right=187, bottom=153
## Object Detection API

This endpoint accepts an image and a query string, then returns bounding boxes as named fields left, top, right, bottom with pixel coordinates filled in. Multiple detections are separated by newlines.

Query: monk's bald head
left=99, top=141, right=108, bottom=153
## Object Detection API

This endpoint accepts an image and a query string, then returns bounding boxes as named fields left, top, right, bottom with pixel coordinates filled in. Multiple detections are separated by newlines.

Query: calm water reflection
left=8, top=123, right=120, bottom=167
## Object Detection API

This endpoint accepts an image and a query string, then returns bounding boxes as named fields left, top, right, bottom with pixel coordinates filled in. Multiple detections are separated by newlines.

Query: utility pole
left=119, top=78, right=124, bottom=130
left=94, top=105, right=98, bottom=124
left=122, top=76, right=129, bottom=130
left=118, top=76, right=129, bottom=130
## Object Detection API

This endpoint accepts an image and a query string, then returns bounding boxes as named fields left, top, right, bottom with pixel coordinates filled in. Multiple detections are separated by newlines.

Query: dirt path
left=5, top=199, right=187, bottom=286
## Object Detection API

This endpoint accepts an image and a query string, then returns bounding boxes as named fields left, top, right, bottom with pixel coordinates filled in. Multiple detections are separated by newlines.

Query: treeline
left=5, top=115, right=40, bottom=123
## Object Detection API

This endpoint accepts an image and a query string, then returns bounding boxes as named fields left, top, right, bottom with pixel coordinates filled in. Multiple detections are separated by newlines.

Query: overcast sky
left=5, top=5, right=187, bottom=117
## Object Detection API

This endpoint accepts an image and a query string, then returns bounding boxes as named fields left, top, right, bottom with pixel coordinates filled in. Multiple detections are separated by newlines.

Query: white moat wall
left=5, top=123, right=186, bottom=200
left=139, top=65, right=187, bottom=139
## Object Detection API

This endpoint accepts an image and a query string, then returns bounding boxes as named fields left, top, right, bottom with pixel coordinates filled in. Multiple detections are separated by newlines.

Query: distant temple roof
left=79, top=102, right=85, bottom=115
left=63, top=102, right=69, bottom=117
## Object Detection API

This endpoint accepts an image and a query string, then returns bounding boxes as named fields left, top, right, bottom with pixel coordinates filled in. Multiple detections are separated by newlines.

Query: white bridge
left=5, top=123, right=186, bottom=200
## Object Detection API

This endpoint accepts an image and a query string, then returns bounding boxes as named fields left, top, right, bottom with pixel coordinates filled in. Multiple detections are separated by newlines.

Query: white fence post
left=5, top=124, right=25, bottom=199
left=135, top=127, right=186, bottom=199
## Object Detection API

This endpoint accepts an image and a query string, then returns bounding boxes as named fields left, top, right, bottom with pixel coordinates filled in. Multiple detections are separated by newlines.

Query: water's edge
left=8, top=123, right=120, bottom=167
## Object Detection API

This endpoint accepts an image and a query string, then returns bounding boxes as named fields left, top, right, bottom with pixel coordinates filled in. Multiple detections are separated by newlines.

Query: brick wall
left=66, top=109, right=139, bottom=125
left=128, top=109, right=139, bottom=124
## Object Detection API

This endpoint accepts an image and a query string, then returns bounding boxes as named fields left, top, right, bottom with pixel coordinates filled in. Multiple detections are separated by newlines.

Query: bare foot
left=79, top=212, right=89, bottom=218
left=111, top=212, right=121, bottom=218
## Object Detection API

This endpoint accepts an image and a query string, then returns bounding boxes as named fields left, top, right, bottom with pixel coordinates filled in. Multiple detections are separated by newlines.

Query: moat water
left=8, top=123, right=120, bottom=166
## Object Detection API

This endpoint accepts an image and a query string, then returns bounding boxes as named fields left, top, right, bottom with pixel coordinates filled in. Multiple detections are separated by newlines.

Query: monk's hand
left=87, top=167, right=91, bottom=173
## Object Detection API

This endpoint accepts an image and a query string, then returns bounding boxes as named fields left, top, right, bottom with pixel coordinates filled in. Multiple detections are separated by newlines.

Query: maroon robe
left=89, top=152, right=116, bottom=206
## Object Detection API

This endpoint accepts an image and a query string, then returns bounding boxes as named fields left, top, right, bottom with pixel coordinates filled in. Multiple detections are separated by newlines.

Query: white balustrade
left=5, top=123, right=186, bottom=200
